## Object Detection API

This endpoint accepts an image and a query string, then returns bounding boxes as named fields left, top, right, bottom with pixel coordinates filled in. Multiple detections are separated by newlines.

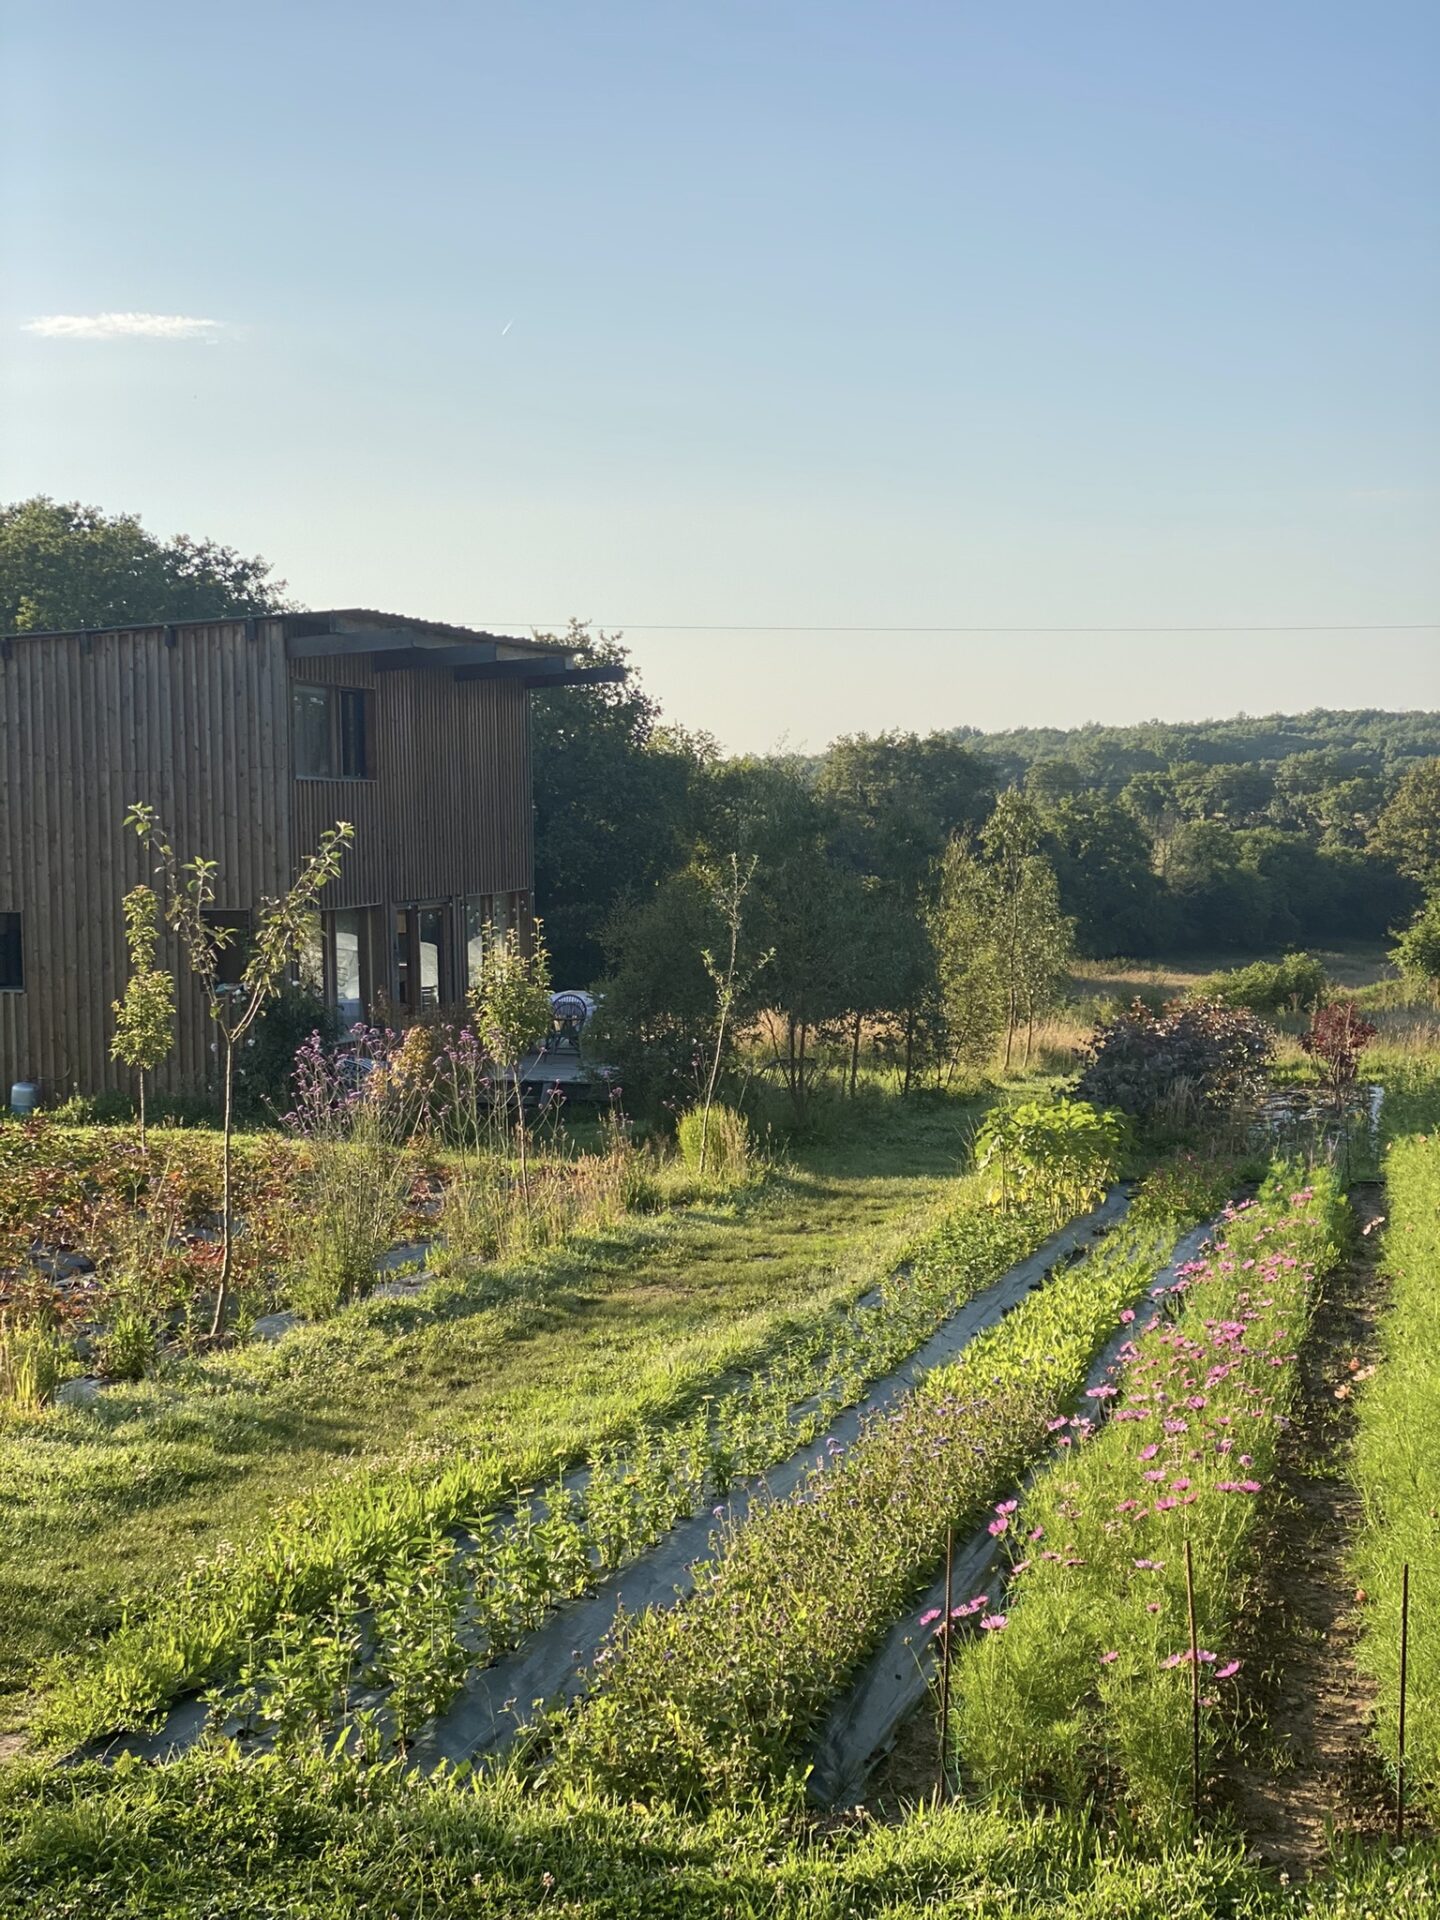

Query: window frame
left=291, top=683, right=374, bottom=782
left=0, top=912, right=23, bottom=993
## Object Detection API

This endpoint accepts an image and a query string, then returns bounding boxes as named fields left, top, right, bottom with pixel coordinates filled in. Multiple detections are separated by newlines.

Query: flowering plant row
left=950, top=1164, right=1347, bottom=1824
left=544, top=1175, right=1227, bottom=1807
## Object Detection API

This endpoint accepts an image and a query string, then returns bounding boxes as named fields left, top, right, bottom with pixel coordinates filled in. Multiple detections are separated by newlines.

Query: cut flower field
left=4, top=1067, right=1440, bottom=1916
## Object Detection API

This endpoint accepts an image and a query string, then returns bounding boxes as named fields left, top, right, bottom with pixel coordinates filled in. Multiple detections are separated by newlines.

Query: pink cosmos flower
left=980, top=1614, right=1008, bottom=1632
left=1100, top=1650, right=1119, bottom=1664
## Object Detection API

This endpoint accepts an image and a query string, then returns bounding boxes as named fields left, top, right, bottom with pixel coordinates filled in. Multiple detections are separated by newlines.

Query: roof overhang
left=284, top=614, right=625, bottom=692
left=454, top=660, right=629, bottom=691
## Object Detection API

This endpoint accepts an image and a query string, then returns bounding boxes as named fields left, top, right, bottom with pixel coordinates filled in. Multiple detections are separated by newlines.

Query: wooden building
left=0, top=609, right=616, bottom=1100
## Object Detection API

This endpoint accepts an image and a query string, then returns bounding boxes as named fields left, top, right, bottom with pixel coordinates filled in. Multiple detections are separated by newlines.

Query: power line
left=497, top=620, right=1439, bottom=635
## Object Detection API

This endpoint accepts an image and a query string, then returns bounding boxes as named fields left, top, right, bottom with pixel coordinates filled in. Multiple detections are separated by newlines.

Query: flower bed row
left=36, top=1172, right=1063, bottom=1753
left=542, top=1168, right=1233, bottom=1808
left=1351, top=1129, right=1440, bottom=1810
left=949, top=1165, right=1347, bottom=1825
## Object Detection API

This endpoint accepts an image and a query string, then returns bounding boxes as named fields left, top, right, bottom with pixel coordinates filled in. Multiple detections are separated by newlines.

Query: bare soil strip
left=1221, top=1180, right=1392, bottom=1872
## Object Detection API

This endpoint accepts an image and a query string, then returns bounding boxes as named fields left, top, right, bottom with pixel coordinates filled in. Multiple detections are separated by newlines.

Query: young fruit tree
left=695, top=852, right=769, bottom=1174
left=468, top=921, right=553, bottom=1209
left=124, top=804, right=354, bottom=1336
left=109, top=885, right=175, bottom=1155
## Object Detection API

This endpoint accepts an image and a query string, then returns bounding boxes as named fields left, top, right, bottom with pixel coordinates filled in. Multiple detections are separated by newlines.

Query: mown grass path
left=0, top=1111, right=974, bottom=1735
left=1221, top=1182, right=1391, bottom=1869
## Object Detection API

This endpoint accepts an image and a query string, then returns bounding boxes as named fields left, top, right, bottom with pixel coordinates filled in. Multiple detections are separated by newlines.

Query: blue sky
left=3, top=1, right=1436, bottom=748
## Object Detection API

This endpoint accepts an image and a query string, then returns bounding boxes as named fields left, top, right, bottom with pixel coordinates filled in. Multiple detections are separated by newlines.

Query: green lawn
left=0, top=1099, right=978, bottom=1732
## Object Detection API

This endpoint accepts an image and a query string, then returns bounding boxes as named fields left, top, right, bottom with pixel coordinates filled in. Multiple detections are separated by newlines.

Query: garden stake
left=1184, top=1534, right=1201, bottom=1823
left=1398, top=1561, right=1410, bottom=1843
left=937, top=1524, right=955, bottom=1803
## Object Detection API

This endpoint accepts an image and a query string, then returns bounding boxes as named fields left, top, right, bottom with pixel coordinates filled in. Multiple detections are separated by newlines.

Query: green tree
left=587, top=868, right=731, bottom=1119
left=529, top=622, right=713, bottom=985
left=1, top=497, right=293, bottom=633
left=710, top=758, right=864, bottom=1119
left=1392, top=893, right=1440, bottom=1001
left=109, top=886, right=175, bottom=1153
left=981, top=793, right=1074, bottom=1068
left=1045, top=794, right=1168, bottom=954
left=1372, top=759, right=1440, bottom=889
left=817, top=731, right=995, bottom=877
left=929, top=837, right=1007, bottom=1079
left=816, top=731, right=993, bottom=1091
left=125, top=805, right=353, bottom=1337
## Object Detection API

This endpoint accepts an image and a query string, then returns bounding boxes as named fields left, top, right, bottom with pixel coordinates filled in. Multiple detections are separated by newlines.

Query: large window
left=395, top=906, right=449, bottom=1010
left=0, top=913, right=22, bottom=991
left=292, top=684, right=371, bottom=779
left=463, top=893, right=513, bottom=989
left=299, top=908, right=367, bottom=1026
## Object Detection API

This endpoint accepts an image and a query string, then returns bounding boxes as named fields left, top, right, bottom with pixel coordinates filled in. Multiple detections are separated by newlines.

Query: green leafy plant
left=109, top=885, right=176, bottom=1156
left=973, top=1100, right=1126, bottom=1225
left=1192, top=951, right=1327, bottom=1016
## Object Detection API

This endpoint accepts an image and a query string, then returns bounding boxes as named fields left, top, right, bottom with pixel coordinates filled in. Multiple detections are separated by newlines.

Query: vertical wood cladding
left=1, top=623, right=537, bottom=1098
left=0, top=620, right=291, bottom=1097
left=289, top=659, right=532, bottom=909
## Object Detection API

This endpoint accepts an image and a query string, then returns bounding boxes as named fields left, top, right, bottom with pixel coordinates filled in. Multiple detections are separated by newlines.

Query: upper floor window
left=292, top=685, right=371, bottom=779
left=0, top=913, right=22, bottom=991
left=201, top=910, right=252, bottom=987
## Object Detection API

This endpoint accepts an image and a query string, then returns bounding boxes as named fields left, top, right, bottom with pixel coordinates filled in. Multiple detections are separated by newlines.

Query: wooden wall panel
left=287, top=659, right=533, bottom=912
left=0, top=620, right=291, bottom=1099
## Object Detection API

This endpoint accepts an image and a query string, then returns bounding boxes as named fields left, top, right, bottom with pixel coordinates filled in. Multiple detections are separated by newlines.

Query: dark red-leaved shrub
left=1077, top=998, right=1274, bottom=1124
left=1299, top=999, right=1377, bottom=1105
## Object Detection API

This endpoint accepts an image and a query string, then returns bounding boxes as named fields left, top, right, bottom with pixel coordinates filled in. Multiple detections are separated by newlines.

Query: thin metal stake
left=937, top=1524, right=955, bottom=1804
left=1184, top=1535, right=1201, bottom=1823
left=1398, top=1561, right=1410, bottom=1843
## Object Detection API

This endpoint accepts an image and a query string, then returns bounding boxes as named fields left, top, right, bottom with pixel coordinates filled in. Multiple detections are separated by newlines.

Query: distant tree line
left=533, top=631, right=1432, bottom=985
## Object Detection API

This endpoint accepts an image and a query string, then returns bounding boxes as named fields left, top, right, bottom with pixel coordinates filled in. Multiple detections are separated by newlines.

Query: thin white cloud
left=20, top=311, right=230, bottom=342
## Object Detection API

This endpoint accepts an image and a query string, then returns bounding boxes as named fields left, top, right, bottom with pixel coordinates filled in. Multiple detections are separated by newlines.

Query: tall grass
left=1351, top=1130, right=1440, bottom=1809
